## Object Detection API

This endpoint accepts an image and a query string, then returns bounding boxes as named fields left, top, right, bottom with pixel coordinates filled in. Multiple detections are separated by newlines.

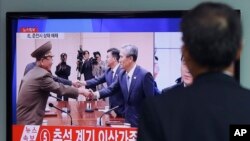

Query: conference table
left=43, top=100, right=124, bottom=127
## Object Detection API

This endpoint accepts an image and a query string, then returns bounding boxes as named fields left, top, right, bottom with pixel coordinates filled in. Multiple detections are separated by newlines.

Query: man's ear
left=182, top=45, right=193, bottom=72
left=40, top=59, right=45, bottom=66
left=181, top=45, right=190, bottom=63
left=129, top=56, right=133, bottom=62
left=236, top=41, right=243, bottom=60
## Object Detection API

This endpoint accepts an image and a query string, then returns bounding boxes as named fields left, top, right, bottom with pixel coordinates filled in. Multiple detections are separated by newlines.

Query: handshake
left=78, top=88, right=97, bottom=100
left=71, top=80, right=84, bottom=88
left=73, top=80, right=97, bottom=100
left=71, top=80, right=89, bottom=88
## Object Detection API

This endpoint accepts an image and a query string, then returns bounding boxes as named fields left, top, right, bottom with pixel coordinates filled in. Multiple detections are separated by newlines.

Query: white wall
left=155, top=32, right=183, bottom=90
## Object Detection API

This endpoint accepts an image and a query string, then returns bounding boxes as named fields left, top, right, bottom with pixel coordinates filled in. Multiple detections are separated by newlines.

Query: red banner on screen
left=13, top=125, right=137, bottom=141
left=20, top=27, right=39, bottom=32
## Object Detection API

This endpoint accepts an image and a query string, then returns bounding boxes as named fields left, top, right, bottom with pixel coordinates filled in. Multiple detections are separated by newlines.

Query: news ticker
left=13, top=125, right=137, bottom=141
left=230, top=125, right=250, bottom=141
left=12, top=124, right=250, bottom=141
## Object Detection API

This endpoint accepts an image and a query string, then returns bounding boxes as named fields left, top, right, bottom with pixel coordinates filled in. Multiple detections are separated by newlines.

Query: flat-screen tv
left=6, top=11, right=240, bottom=140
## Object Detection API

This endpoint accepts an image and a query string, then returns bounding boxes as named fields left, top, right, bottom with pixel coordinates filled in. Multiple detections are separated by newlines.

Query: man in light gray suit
left=17, top=41, right=89, bottom=125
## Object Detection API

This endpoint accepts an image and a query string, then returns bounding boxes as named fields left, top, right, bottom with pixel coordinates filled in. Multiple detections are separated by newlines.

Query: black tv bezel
left=6, top=10, right=240, bottom=140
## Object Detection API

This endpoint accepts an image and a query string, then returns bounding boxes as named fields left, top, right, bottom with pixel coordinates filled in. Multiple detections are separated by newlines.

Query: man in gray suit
left=17, top=41, right=89, bottom=125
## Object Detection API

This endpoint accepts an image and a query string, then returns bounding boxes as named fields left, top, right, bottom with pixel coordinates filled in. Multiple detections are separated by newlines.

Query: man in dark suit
left=78, top=50, right=96, bottom=91
left=82, top=48, right=125, bottom=117
left=55, top=53, right=71, bottom=101
left=138, top=2, right=250, bottom=141
left=55, top=53, right=71, bottom=80
left=91, top=45, right=155, bottom=127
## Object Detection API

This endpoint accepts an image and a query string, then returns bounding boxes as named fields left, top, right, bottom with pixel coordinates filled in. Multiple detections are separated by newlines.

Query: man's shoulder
left=104, top=67, right=112, bottom=73
left=224, top=84, right=250, bottom=100
left=24, top=67, right=51, bottom=83
left=66, top=64, right=71, bottom=68
left=26, top=62, right=36, bottom=68
left=117, top=69, right=126, bottom=75
left=136, top=65, right=150, bottom=75
left=30, top=67, right=51, bottom=77
left=162, top=83, right=184, bottom=94
left=117, top=66, right=123, bottom=73
left=144, top=92, right=174, bottom=108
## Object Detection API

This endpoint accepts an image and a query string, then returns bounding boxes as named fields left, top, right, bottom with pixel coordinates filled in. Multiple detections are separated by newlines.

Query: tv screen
left=6, top=11, right=240, bottom=140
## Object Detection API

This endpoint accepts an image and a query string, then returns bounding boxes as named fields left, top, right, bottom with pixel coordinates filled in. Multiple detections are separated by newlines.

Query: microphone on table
left=85, top=99, right=94, bottom=113
left=85, top=89, right=95, bottom=113
left=49, top=103, right=73, bottom=126
left=48, top=94, right=69, bottom=111
left=48, top=93, right=64, bottom=101
left=98, top=105, right=121, bottom=126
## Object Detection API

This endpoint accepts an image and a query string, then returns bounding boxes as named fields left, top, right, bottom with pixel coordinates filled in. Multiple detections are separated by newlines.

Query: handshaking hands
left=75, top=80, right=98, bottom=100
left=77, top=87, right=96, bottom=100
left=72, top=80, right=84, bottom=88
left=71, top=80, right=88, bottom=88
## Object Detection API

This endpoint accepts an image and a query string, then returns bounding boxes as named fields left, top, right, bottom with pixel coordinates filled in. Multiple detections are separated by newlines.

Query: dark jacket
left=55, top=62, right=71, bottom=80
left=161, top=82, right=184, bottom=94
left=80, top=59, right=95, bottom=80
left=79, top=59, right=96, bottom=91
left=138, top=72, right=250, bottom=141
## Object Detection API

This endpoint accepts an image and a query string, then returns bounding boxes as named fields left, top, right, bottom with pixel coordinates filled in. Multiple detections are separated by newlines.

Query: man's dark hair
left=60, top=53, right=67, bottom=62
left=83, top=50, right=89, bottom=56
left=61, top=53, right=67, bottom=58
left=107, top=48, right=120, bottom=62
left=181, top=2, right=242, bottom=70
left=93, top=51, right=101, bottom=58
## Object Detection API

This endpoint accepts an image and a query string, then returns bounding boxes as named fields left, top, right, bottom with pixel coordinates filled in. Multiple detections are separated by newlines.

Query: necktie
left=127, top=75, right=131, bottom=91
left=111, top=70, right=114, bottom=82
